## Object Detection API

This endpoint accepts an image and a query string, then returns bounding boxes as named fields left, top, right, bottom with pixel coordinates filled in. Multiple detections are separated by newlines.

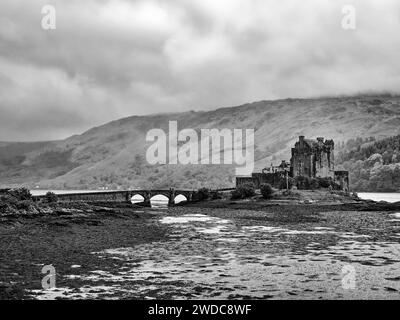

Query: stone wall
left=236, top=172, right=287, bottom=189
left=291, top=136, right=334, bottom=179
left=236, top=177, right=256, bottom=187
left=334, top=171, right=350, bottom=192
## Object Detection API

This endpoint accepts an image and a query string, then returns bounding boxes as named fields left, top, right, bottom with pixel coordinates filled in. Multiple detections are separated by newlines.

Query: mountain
left=1, top=94, right=400, bottom=190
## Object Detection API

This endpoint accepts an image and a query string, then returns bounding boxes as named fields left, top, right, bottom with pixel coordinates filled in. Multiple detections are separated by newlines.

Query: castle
left=236, top=136, right=349, bottom=191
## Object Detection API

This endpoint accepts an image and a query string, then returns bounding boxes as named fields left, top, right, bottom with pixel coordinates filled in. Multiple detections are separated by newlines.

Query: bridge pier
left=168, top=188, right=175, bottom=206
left=143, top=191, right=152, bottom=207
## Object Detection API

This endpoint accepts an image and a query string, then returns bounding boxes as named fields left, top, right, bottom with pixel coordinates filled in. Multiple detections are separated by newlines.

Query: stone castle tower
left=290, top=136, right=335, bottom=179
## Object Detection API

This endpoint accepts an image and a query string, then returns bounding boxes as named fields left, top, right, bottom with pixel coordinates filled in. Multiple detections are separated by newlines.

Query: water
left=29, top=208, right=400, bottom=300
left=358, top=193, right=400, bottom=203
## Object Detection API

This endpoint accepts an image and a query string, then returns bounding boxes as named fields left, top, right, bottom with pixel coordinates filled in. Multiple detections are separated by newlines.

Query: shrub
left=231, top=183, right=255, bottom=200
left=16, top=200, right=33, bottom=210
left=260, top=183, right=274, bottom=199
left=231, top=188, right=242, bottom=200
left=196, top=187, right=210, bottom=201
left=240, top=183, right=256, bottom=198
left=317, top=177, right=333, bottom=188
left=9, top=188, right=32, bottom=201
left=0, top=189, right=36, bottom=214
left=231, top=189, right=242, bottom=200
left=211, top=191, right=222, bottom=200
left=278, top=177, right=295, bottom=190
left=45, top=191, right=58, bottom=203
left=0, top=194, right=18, bottom=207
left=309, top=178, right=320, bottom=190
left=317, top=177, right=341, bottom=189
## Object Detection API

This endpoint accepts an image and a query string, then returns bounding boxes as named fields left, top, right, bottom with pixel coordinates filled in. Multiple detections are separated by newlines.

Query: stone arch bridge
left=33, top=189, right=195, bottom=206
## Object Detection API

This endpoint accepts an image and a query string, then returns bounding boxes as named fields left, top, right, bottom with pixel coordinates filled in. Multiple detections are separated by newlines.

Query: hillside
left=1, top=94, right=400, bottom=190
left=336, top=135, right=400, bottom=192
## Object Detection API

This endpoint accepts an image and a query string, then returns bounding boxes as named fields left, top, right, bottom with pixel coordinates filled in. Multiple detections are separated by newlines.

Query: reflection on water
left=150, top=195, right=169, bottom=209
left=30, top=208, right=400, bottom=300
left=131, top=194, right=186, bottom=208
left=358, top=192, right=400, bottom=203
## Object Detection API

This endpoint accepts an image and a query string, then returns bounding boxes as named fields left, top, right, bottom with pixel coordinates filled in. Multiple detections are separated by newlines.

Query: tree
left=231, top=183, right=255, bottom=200
left=45, top=192, right=58, bottom=203
left=260, top=184, right=274, bottom=199
left=196, top=188, right=210, bottom=201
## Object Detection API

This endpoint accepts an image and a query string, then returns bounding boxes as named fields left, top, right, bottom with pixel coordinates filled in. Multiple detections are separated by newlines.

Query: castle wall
left=236, top=172, right=287, bottom=189
left=291, top=136, right=334, bottom=179
left=236, top=177, right=256, bottom=187
left=334, top=171, right=349, bottom=191
left=315, top=147, right=334, bottom=178
left=291, top=142, right=313, bottom=177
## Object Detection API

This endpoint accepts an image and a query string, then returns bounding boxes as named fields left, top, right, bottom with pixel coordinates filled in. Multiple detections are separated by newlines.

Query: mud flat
left=1, top=200, right=399, bottom=300
left=0, top=203, right=168, bottom=299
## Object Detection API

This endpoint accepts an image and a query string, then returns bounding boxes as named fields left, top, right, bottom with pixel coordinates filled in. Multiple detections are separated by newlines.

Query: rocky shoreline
left=1, top=189, right=400, bottom=218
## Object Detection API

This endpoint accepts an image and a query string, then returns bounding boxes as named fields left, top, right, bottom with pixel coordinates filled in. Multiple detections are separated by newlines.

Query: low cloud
left=0, top=0, right=400, bottom=140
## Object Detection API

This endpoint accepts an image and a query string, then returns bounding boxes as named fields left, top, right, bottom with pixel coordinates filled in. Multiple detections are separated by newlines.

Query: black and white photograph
left=0, top=0, right=400, bottom=310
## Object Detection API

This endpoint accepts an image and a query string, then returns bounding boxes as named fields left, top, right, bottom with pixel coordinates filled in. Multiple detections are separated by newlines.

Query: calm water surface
left=358, top=193, right=400, bottom=203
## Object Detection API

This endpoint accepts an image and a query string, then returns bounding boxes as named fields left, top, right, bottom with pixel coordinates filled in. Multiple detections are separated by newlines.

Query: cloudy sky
left=0, top=0, right=400, bottom=141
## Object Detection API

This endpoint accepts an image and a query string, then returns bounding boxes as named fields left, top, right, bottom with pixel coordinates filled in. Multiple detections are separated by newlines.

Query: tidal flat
left=1, top=202, right=399, bottom=300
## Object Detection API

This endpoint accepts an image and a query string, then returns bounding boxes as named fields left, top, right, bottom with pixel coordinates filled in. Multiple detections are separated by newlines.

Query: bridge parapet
left=33, top=191, right=130, bottom=203
left=33, top=189, right=196, bottom=206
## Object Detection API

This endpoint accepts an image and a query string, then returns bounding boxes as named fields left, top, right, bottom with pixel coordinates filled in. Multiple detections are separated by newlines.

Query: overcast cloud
left=0, top=0, right=400, bottom=141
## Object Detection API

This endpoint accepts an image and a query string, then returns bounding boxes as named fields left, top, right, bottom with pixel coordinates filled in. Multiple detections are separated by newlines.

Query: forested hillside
left=337, top=135, right=400, bottom=192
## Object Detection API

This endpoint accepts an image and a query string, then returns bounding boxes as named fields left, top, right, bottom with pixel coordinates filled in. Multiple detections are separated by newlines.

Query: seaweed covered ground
left=0, top=203, right=167, bottom=299
left=1, top=199, right=399, bottom=300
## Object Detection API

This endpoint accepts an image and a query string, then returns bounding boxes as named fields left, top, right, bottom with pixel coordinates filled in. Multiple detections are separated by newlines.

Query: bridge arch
left=174, top=190, right=193, bottom=203
left=131, top=194, right=145, bottom=204
left=174, top=194, right=188, bottom=204
left=150, top=194, right=169, bottom=208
